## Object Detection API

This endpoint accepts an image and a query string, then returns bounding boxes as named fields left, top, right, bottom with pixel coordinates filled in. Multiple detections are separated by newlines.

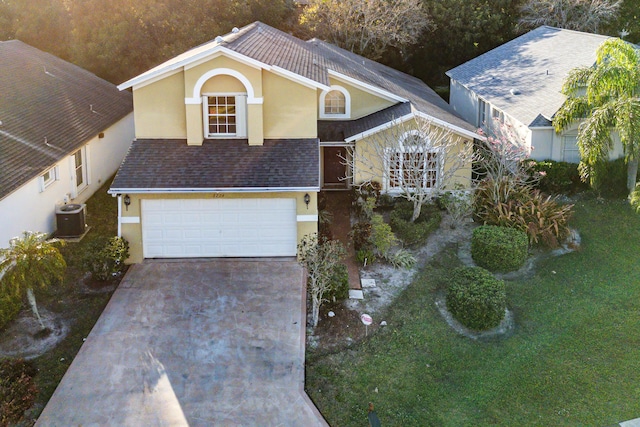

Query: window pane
left=324, top=90, right=345, bottom=114
left=207, top=95, right=238, bottom=136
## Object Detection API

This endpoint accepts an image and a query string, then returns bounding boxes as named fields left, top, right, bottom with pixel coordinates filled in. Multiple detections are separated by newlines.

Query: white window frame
left=38, top=166, right=59, bottom=192
left=203, top=93, right=247, bottom=138
left=319, top=85, right=351, bottom=119
left=72, top=147, right=89, bottom=196
left=384, top=131, right=441, bottom=193
left=562, top=134, right=580, bottom=163
left=491, top=106, right=504, bottom=123
left=478, top=98, right=487, bottom=126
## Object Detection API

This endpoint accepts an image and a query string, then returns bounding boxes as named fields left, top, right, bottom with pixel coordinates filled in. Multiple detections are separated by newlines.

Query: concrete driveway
left=36, top=259, right=327, bottom=426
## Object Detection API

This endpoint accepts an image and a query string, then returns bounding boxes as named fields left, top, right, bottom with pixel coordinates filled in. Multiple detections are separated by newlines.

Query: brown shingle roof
left=109, top=139, right=320, bottom=192
left=0, top=40, right=132, bottom=201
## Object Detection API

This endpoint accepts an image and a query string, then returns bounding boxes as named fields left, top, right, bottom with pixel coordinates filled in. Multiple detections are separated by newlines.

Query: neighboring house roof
left=446, top=26, right=612, bottom=128
left=110, top=139, right=319, bottom=192
left=0, top=40, right=133, bottom=201
left=120, top=21, right=477, bottom=138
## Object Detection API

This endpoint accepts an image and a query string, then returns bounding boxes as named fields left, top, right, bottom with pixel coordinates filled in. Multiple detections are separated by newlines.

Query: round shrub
left=446, top=266, right=506, bottom=331
left=472, top=225, right=528, bottom=272
left=82, top=236, right=129, bottom=281
left=390, top=201, right=441, bottom=246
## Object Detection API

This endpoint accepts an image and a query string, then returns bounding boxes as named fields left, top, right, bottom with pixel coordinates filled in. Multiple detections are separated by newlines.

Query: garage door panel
left=142, top=198, right=297, bottom=258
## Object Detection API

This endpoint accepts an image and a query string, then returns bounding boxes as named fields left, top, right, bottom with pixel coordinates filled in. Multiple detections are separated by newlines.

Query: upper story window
left=203, top=93, right=247, bottom=138
left=319, top=85, right=350, bottom=119
left=491, top=107, right=505, bottom=123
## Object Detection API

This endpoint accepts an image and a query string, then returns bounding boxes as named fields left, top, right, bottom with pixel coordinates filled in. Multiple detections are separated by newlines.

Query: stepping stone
left=620, top=418, right=640, bottom=427
left=349, top=289, right=364, bottom=300
left=361, top=278, right=376, bottom=288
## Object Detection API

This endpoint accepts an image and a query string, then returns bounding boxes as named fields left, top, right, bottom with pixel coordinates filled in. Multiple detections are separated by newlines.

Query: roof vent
left=215, top=36, right=224, bottom=43
left=232, top=27, right=239, bottom=34
left=510, top=88, right=521, bottom=96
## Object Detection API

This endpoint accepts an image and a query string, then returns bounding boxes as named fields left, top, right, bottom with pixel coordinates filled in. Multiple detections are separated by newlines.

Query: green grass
left=306, top=197, right=640, bottom=426
left=28, top=180, right=120, bottom=419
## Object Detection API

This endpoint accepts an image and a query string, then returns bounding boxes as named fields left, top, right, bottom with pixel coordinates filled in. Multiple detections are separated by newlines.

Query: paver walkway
left=36, top=259, right=327, bottom=426
left=324, top=191, right=361, bottom=290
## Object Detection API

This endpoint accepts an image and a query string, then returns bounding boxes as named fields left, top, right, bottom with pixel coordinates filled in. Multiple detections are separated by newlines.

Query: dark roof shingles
left=110, top=139, right=320, bottom=190
left=0, top=40, right=132, bottom=200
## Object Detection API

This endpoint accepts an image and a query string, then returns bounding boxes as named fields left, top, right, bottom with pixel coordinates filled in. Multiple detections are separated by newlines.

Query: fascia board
left=107, top=187, right=320, bottom=194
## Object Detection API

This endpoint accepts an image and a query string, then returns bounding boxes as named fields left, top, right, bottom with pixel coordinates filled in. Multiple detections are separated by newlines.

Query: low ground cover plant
left=0, top=358, right=38, bottom=426
left=472, top=225, right=528, bottom=272
left=82, top=236, right=129, bottom=281
left=446, top=266, right=507, bottom=331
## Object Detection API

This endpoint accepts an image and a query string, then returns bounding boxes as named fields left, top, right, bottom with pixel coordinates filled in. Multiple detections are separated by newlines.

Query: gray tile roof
left=318, top=103, right=411, bottom=142
left=0, top=40, right=132, bottom=201
left=121, top=22, right=476, bottom=136
left=446, top=26, right=612, bottom=127
left=109, top=139, right=320, bottom=191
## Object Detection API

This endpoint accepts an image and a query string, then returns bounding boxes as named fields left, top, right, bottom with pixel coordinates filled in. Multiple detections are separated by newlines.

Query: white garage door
left=142, top=198, right=297, bottom=258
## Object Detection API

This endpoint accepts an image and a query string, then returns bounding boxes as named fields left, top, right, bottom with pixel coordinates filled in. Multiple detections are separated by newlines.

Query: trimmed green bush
left=0, top=358, right=38, bottom=426
left=530, top=160, right=588, bottom=195
left=0, top=290, right=22, bottom=330
left=472, top=225, right=528, bottom=272
left=390, top=201, right=442, bottom=246
left=82, top=236, right=129, bottom=281
left=327, top=263, right=350, bottom=302
left=446, top=266, right=506, bottom=331
left=591, top=157, right=628, bottom=198
left=351, top=221, right=372, bottom=251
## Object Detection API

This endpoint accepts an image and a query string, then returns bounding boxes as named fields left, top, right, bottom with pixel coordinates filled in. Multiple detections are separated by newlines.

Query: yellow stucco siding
left=201, top=74, right=246, bottom=93
left=263, top=71, right=317, bottom=138
left=354, top=120, right=472, bottom=190
left=184, top=55, right=263, bottom=98
left=120, top=191, right=317, bottom=263
left=320, top=78, right=396, bottom=120
left=133, top=72, right=186, bottom=138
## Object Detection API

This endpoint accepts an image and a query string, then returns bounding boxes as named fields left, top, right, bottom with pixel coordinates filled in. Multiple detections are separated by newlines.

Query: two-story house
left=110, top=22, right=478, bottom=262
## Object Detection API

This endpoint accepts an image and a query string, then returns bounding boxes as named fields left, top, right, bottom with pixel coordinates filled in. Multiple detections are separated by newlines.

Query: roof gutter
left=107, top=187, right=320, bottom=195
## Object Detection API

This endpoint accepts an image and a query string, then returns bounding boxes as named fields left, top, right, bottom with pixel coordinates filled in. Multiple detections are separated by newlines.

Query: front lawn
left=306, top=197, right=640, bottom=426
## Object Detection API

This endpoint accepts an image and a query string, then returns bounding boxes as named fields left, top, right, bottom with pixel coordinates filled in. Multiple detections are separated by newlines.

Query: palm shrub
left=0, top=231, right=66, bottom=330
left=475, top=182, right=573, bottom=248
left=472, top=225, right=528, bottom=272
left=446, top=266, right=506, bottom=331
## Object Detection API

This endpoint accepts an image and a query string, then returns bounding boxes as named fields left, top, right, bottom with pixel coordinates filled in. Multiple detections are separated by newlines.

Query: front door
left=323, top=146, right=347, bottom=188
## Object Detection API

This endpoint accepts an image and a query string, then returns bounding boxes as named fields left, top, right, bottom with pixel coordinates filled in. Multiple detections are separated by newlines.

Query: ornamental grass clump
left=472, top=225, right=528, bottom=272
left=446, top=266, right=506, bottom=331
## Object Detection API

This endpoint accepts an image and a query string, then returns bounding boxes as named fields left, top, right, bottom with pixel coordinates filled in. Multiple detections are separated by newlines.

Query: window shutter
left=235, top=95, right=247, bottom=138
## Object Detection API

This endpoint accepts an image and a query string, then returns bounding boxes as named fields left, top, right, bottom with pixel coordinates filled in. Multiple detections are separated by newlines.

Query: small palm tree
left=0, top=231, right=66, bottom=330
left=554, top=38, right=640, bottom=193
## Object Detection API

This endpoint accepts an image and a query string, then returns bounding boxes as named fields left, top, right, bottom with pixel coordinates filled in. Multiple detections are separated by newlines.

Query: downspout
left=117, top=194, right=122, bottom=237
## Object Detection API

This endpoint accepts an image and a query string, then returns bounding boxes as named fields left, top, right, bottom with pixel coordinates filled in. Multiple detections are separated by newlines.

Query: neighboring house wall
left=120, top=191, right=317, bottom=263
left=449, top=80, right=480, bottom=127
left=0, top=113, right=134, bottom=247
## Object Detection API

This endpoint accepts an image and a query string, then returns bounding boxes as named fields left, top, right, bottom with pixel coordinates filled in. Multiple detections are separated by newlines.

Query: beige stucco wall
left=263, top=71, right=317, bottom=138
left=354, top=119, right=472, bottom=191
left=133, top=72, right=186, bottom=139
left=120, top=191, right=317, bottom=263
left=320, top=78, right=396, bottom=120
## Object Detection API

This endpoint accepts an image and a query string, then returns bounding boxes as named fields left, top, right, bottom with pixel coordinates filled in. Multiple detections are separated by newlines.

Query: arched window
left=319, top=85, right=350, bottom=118
left=386, top=131, right=439, bottom=191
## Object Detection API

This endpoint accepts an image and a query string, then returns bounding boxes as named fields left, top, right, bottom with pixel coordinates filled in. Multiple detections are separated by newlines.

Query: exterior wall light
left=123, top=194, right=131, bottom=211
left=304, top=193, right=310, bottom=209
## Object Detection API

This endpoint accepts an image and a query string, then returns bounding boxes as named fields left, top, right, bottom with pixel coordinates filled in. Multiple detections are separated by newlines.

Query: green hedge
left=390, top=201, right=441, bottom=246
left=591, top=158, right=629, bottom=198
left=530, top=160, right=588, bottom=195
left=0, top=288, right=22, bottom=330
left=472, top=225, right=528, bottom=272
left=446, top=266, right=506, bottom=331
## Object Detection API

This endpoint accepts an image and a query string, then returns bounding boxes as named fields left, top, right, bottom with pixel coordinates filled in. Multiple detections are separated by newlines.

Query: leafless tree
left=297, top=234, right=346, bottom=328
left=299, top=0, right=430, bottom=60
left=345, top=117, right=473, bottom=222
left=518, top=0, right=622, bottom=33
